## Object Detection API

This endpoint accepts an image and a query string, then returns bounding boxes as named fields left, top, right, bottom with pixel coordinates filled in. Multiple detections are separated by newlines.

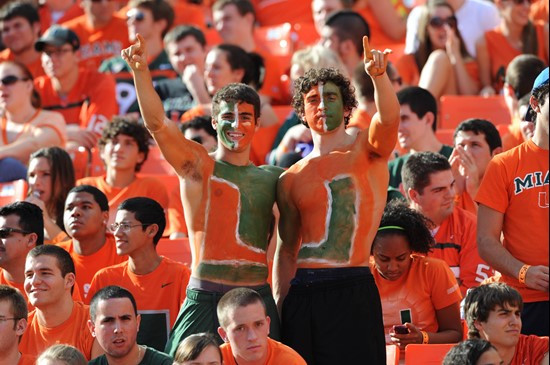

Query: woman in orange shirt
left=371, top=200, right=463, bottom=351
left=396, top=0, right=479, bottom=98
left=477, top=0, right=549, bottom=96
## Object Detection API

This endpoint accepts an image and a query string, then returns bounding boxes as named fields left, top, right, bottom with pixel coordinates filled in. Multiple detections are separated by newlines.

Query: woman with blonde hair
left=36, top=344, right=87, bottom=365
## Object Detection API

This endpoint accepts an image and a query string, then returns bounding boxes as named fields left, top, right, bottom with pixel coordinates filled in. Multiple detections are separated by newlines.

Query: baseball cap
left=524, top=67, right=549, bottom=122
left=35, top=25, right=80, bottom=52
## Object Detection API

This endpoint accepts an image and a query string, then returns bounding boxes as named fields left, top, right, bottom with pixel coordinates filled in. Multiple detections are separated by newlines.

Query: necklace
left=136, top=344, right=143, bottom=364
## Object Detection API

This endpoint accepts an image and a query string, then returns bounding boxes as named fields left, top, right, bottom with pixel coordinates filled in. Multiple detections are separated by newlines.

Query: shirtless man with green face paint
left=121, top=34, right=283, bottom=356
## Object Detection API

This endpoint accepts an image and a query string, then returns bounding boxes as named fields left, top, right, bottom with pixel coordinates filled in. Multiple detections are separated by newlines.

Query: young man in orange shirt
left=34, top=25, right=118, bottom=149
left=86, top=197, right=190, bottom=351
left=273, top=37, right=398, bottom=363
left=476, top=68, right=549, bottom=336
left=88, top=285, right=172, bottom=364
left=19, top=245, right=101, bottom=359
left=76, top=118, right=169, bottom=227
left=217, top=288, right=306, bottom=365
left=464, top=283, right=549, bottom=365
left=0, top=2, right=44, bottom=79
left=0, top=285, right=34, bottom=365
left=59, top=185, right=126, bottom=298
left=0, top=202, right=43, bottom=308
left=450, top=118, right=502, bottom=214
left=402, top=151, right=493, bottom=296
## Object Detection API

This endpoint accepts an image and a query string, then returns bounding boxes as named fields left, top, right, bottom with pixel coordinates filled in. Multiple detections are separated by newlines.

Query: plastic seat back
left=404, top=344, right=454, bottom=365
left=157, top=238, right=192, bottom=265
left=439, top=95, right=511, bottom=130
left=0, top=179, right=28, bottom=206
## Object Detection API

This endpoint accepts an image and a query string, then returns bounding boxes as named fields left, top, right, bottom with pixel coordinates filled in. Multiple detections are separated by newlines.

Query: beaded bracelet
left=518, top=264, right=531, bottom=284
left=421, top=331, right=429, bottom=344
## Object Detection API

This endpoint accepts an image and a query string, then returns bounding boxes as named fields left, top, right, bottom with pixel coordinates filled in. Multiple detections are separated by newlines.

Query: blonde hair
left=291, top=45, right=348, bottom=77
left=37, top=344, right=87, bottom=365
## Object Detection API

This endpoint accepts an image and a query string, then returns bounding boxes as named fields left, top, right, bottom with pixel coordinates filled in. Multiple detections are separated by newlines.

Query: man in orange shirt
left=61, top=0, right=129, bottom=70
left=212, top=0, right=284, bottom=104
left=217, top=288, right=306, bottom=365
left=99, top=0, right=177, bottom=115
left=450, top=118, right=502, bottom=214
left=402, top=152, right=493, bottom=296
left=86, top=197, right=190, bottom=351
left=76, top=118, right=169, bottom=226
left=0, top=2, right=44, bottom=79
left=0, top=285, right=34, bottom=365
left=19, top=245, right=101, bottom=359
left=273, top=38, right=398, bottom=363
left=34, top=25, right=118, bottom=149
left=477, top=68, right=549, bottom=336
left=38, top=0, right=83, bottom=34
left=59, top=185, right=126, bottom=298
left=464, top=283, right=549, bottom=365
left=0, top=202, right=43, bottom=308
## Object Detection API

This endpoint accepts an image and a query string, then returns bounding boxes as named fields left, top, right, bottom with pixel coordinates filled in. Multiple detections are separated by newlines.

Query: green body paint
left=323, top=82, right=345, bottom=132
left=298, top=176, right=357, bottom=263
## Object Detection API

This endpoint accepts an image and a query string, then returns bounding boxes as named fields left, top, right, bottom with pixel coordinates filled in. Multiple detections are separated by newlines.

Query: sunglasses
left=508, top=0, right=536, bottom=4
left=126, top=9, right=145, bottom=22
left=0, top=75, right=28, bottom=86
left=429, top=15, right=457, bottom=28
left=0, top=227, right=31, bottom=239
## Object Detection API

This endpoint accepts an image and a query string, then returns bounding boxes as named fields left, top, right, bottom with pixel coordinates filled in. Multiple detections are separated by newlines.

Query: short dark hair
left=213, top=0, right=256, bottom=23
left=505, top=55, right=546, bottom=100
left=89, top=285, right=138, bottom=322
left=67, top=185, right=109, bottom=212
left=402, top=151, right=451, bottom=195
left=454, top=119, right=502, bottom=154
left=0, top=284, right=28, bottom=323
left=397, top=86, right=438, bottom=132
left=217, top=287, right=266, bottom=328
left=292, top=67, right=357, bottom=127
left=373, top=199, right=434, bottom=255
left=174, top=333, right=222, bottom=363
left=324, top=10, right=370, bottom=58
left=129, top=0, right=174, bottom=37
left=443, top=339, right=497, bottom=365
left=353, top=62, right=374, bottom=102
left=98, top=117, right=151, bottom=172
left=464, top=283, right=523, bottom=339
left=213, top=44, right=264, bottom=90
left=164, top=25, right=206, bottom=47
left=211, top=83, right=261, bottom=125
left=532, top=80, right=549, bottom=108
left=180, top=115, right=217, bottom=139
left=117, top=197, right=166, bottom=245
left=0, top=1, right=39, bottom=25
left=0, top=201, right=44, bottom=246
left=27, top=245, right=75, bottom=279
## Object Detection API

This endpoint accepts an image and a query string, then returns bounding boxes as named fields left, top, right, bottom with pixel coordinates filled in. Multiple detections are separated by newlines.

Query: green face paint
left=215, top=101, right=255, bottom=151
left=303, top=81, right=345, bottom=133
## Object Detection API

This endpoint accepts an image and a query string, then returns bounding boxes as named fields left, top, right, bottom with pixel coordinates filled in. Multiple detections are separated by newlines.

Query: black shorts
left=281, top=267, right=386, bottom=365
left=521, top=300, right=549, bottom=336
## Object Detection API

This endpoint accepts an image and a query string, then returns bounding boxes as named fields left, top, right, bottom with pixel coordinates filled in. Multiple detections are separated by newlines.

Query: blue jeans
left=0, top=157, right=27, bottom=183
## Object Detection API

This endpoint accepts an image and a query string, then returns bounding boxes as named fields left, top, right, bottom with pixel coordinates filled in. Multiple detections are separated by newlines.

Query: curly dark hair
left=98, top=117, right=151, bottom=172
left=372, top=199, right=435, bottom=254
left=292, top=67, right=357, bottom=127
left=211, top=83, right=261, bottom=124
left=443, top=339, right=497, bottom=365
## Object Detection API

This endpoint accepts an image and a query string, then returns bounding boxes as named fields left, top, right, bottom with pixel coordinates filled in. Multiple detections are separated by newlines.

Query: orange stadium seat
left=66, top=145, right=91, bottom=180
left=386, top=344, right=399, bottom=365
left=404, top=344, right=454, bottom=365
left=0, top=179, right=28, bottom=206
left=272, top=105, right=294, bottom=124
left=140, top=146, right=176, bottom=175
left=157, top=238, right=192, bottom=266
left=89, top=147, right=105, bottom=177
left=439, top=95, right=512, bottom=130
left=291, top=22, right=319, bottom=51
left=435, top=128, right=455, bottom=145
left=254, top=23, right=293, bottom=59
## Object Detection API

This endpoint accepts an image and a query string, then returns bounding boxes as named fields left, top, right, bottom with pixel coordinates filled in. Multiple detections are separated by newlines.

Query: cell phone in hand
left=400, top=308, right=412, bottom=324
left=393, top=325, right=409, bottom=334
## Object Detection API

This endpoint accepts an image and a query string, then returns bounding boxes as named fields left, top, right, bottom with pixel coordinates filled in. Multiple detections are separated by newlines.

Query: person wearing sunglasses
left=396, top=0, right=480, bottom=99
left=476, top=0, right=548, bottom=96
left=0, top=285, right=35, bottom=365
left=0, top=201, right=43, bottom=310
left=86, top=197, right=190, bottom=352
left=0, top=60, right=66, bottom=183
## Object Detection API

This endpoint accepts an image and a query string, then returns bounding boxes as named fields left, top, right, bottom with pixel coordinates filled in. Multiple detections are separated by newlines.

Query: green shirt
left=88, top=346, right=172, bottom=365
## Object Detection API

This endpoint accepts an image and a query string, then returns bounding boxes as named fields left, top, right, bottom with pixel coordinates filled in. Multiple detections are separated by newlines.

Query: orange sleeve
left=511, top=335, right=550, bottom=365
left=475, top=155, right=509, bottom=213
left=425, top=258, right=463, bottom=311
left=81, top=71, right=118, bottom=135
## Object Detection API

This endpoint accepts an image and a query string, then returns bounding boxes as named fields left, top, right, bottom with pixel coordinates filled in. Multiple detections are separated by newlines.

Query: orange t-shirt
left=56, top=235, right=127, bottom=298
left=484, top=24, right=548, bottom=91
left=220, top=337, right=307, bottom=365
left=371, top=255, right=462, bottom=343
left=250, top=0, right=313, bottom=27
left=166, top=184, right=188, bottom=237
left=34, top=68, right=117, bottom=134
left=475, top=139, right=549, bottom=303
left=18, top=354, right=36, bottom=365
left=39, top=2, right=84, bottom=34
left=502, top=115, right=525, bottom=152
left=348, top=107, right=373, bottom=131
left=430, top=207, right=494, bottom=296
left=511, top=334, right=549, bottom=365
left=0, top=49, right=45, bottom=79
left=0, top=109, right=67, bottom=150
left=19, top=301, right=95, bottom=360
left=355, top=2, right=408, bottom=49
left=454, top=191, right=477, bottom=215
left=254, top=46, right=285, bottom=104
left=86, top=258, right=190, bottom=350
left=61, top=14, right=130, bottom=71
left=76, top=175, right=169, bottom=226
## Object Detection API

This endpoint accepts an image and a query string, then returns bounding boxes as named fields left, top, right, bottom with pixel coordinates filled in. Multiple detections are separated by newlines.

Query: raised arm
left=121, top=34, right=212, bottom=177
left=361, top=36, right=400, bottom=158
